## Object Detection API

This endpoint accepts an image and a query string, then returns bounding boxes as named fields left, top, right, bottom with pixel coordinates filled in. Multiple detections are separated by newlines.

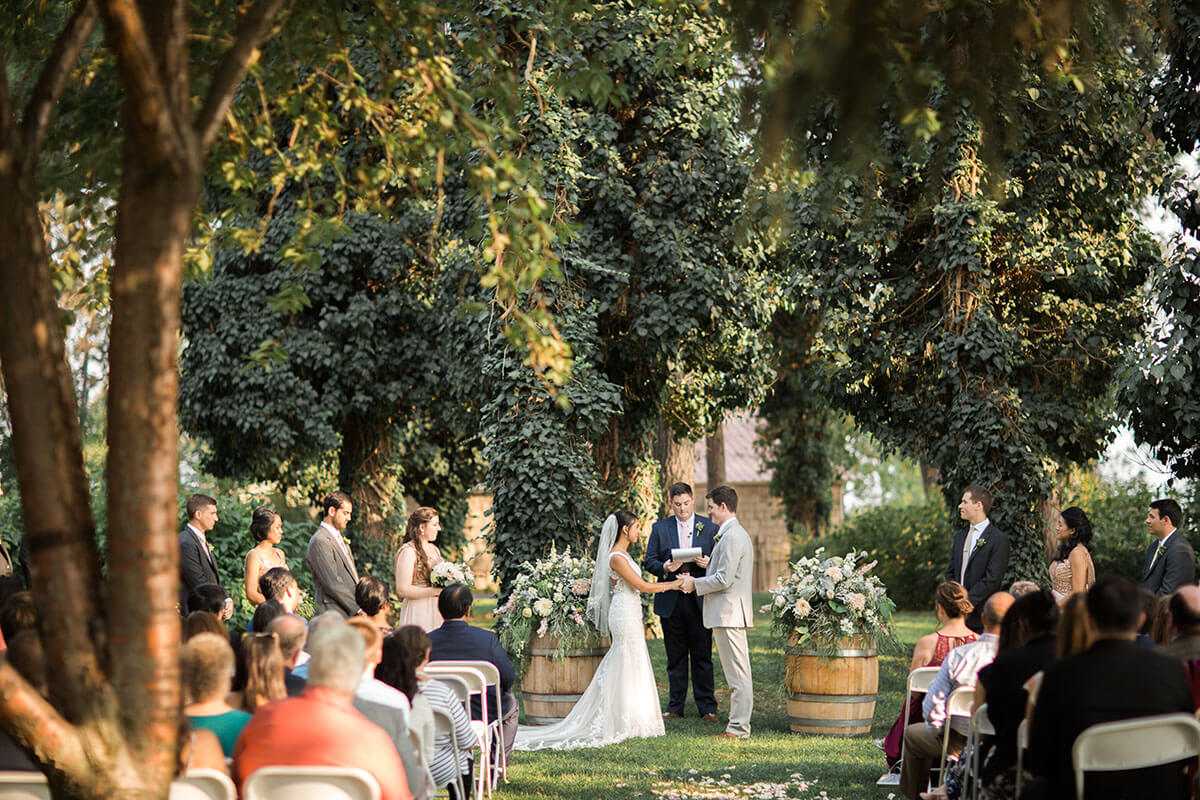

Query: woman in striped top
left=379, top=626, right=477, bottom=798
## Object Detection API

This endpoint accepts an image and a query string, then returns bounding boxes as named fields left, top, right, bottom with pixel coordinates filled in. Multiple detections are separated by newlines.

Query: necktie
left=961, top=526, right=976, bottom=583
left=679, top=520, right=691, bottom=550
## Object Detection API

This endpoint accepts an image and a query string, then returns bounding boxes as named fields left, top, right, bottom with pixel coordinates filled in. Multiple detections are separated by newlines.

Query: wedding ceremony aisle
left=480, top=595, right=932, bottom=800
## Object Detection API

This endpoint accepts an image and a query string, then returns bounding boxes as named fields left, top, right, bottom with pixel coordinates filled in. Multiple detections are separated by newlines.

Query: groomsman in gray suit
left=306, top=491, right=359, bottom=617
left=680, top=484, right=755, bottom=739
left=1140, top=498, right=1194, bottom=597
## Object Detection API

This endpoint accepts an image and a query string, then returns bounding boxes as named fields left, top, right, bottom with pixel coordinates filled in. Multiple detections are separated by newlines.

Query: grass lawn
left=466, top=595, right=934, bottom=800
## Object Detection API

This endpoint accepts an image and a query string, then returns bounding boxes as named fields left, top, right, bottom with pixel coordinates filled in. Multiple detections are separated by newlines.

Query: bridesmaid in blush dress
left=395, top=507, right=444, bottom=632
left=1048, top=506, right=1095, bottom=603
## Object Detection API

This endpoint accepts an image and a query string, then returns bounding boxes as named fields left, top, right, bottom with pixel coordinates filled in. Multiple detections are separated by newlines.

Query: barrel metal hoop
left=785, top=646, right=877, bottom=658
left=521, top=693, right=582, bottom=703
left=529, top=648, right=608, bottom=657
left=788, top=692, right=876, bottom=704
left=788, top=716, right=873, bottom=728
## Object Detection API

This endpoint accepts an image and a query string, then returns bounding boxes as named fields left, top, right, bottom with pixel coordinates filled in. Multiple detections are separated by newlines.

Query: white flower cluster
left=430, top=560, right=471, bottom=588
left=764, top=548, right=895, bottom=646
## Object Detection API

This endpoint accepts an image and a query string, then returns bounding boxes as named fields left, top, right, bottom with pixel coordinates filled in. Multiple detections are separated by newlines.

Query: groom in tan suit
left=680, top=484, right=755, bottom=738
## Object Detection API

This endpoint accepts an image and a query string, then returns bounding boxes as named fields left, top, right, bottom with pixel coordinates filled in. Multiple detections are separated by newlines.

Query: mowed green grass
left=466, top=595, right=934, bottom=800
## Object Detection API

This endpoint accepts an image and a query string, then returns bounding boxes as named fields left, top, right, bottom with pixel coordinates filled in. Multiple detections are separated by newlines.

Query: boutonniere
left=714, top=527, right=724, bottom=543
left=1156, top=542, right=1167, bottom=558
left=973, top=536, right=987, bottom=552
left=695, top=521, right=705, bottom=537
left=343, top=535, right=352, bottom=549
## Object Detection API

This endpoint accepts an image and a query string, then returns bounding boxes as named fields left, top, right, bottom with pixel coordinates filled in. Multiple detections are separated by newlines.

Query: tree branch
left=97, top=0, right=187, bottom=162
left=0, top=660, right=88, bottom=777
left=19, top=0, right=100, bottom=168
left=194, top=0, right=287, bottom=151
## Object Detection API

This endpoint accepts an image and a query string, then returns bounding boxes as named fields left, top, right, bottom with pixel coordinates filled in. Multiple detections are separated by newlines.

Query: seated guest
left=1056, top=593, right=1093, bottom=659
left=289, top=611, right=342, bottom=681
left=973, top=590, right=1058, bottom=796
left=1028, top=576, right=1194, bottom=800
left=0, top=576, right=25, bottom=650
left=236, top=631, right=287, bottom=712
left=357, top=576, right=394, bottom=635
left=381, top=625, right=477, bottom=800
left=184, top=610, right=227, bottom=641
left=1008, top=580, right=1041, bottom=598
left=0, top=631, right=45, bottom=770
left=259, top=567, right=303, bottom=615
left=428, top=584, right=517, bottom=759
left=267, top=613, right=309, bottom=696
left=182, top=633, right=251, bottom=757
left=250, top=598, right=287, bottom=635
left=0, top=591, right=36, bottom=645
left=178, top=721, right=227, bottom=776
left=900, top=592, right=1013, bottom=800
left=1160, top=585, right=1200, bottom=708
left=232, top=620, right=412, bottom=800
left=347, top=618, right=427, bottom=800
left=882, top=582, right=977, bottom=765
left=1135, top=587, right=1159, bottom=648
left=186, top=583, right=227, bottom=616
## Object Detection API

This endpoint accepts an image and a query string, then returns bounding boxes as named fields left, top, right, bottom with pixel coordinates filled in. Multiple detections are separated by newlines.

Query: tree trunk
left=829, top=477, right=846, bottom=529
left=706, top=419, right=726, bottom=488
left=921, top=461, right=941, bottom=501
left=594, top=416, right=659, bottom=529
left=338, top=414, right=406, bottom=545
left=653, top=417, right=694, bottom=516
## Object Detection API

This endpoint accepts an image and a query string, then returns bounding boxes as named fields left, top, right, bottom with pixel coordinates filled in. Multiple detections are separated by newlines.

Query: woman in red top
left=880, top=581, right=977, bottom=766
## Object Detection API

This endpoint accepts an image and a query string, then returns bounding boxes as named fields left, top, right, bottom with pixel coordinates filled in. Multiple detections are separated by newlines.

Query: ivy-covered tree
left=784, top=46, right=1167, bottom=580
left=1118, top=0, right=1200, bottom=479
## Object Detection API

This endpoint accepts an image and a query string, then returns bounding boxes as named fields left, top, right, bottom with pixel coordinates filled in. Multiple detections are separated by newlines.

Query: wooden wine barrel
left=785, top=634, right=878, bottom=735
left=520, top=633, right=610, bottom=725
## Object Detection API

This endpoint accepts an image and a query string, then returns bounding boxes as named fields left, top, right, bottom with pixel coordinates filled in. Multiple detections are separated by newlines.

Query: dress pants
left=713, top=626, right=753, bottom=737
left=900, top=722, right=964, bottom=800
left=661, top=591, right=716, bottom=715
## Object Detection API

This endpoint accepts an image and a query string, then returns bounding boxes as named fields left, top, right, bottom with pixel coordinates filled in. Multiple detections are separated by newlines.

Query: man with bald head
left=268, top=613, right=310, bottom=696
left=1163, top=585, right=1200, bottom=661
left=900, top=592, right=1014, bottom=799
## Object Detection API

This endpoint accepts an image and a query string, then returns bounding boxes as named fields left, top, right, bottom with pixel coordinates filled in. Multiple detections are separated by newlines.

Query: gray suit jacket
left=693, top=519, right=755, bottom=629
left=1140, top=530, right=1196, bottom=597
left=306, top=525, right=359, bottom=616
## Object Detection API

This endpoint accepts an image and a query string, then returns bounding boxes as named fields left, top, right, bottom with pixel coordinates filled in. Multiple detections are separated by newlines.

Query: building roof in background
left=694, top=410, right=772, bottom=484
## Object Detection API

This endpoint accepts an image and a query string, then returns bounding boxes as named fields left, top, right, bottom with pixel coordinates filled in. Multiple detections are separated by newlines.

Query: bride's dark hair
left=614, top=509, right=638, bottom=538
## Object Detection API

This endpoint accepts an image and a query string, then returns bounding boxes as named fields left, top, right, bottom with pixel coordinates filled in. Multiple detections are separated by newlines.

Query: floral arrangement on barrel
left=494, top=546, right=602, bottom=675
left=763, top=548, right=898, bottom=655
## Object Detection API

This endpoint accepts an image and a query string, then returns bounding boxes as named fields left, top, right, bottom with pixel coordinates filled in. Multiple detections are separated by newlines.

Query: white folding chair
left=170, top=768, right=237, bottom=800
left=428, top=672, right=487, bottom=800
left=430, top=660, right=507, bottom=788
left=878, top=666, right=941, bottom=787
left=242, top=766, right=381, bottom=800
left=0, top=771, right=50, bottom=800
left=1071, top=713, right=1200, bottom=800
left=1015, top=718, right=1028, bottom=799
left=935, top=686, right=976, bottom=787
left=431, top=705, right=466, bottom=800
left=966, top=703, right=995, bottom=800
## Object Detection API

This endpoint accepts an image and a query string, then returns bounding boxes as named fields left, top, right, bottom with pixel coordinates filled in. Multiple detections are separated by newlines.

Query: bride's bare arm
left=610, top=552, right=681, bottom=593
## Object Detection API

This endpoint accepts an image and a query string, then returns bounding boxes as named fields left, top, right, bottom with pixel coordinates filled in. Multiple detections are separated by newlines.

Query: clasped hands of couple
left=663, top=555, right=709, bottom=594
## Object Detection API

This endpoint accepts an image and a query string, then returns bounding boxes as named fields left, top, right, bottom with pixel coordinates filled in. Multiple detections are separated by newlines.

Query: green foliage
left=784, top=44, right=1167, bottom=582
left=797, top=502, right=951, bottom=612
left=1118, top=0, right=1200, bottom=480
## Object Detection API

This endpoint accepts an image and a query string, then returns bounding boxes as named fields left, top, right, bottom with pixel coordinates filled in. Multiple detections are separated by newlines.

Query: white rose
left=792, top=598, right=812, bottom=619
left=533, top=598, right=553, bottom=616
left=774, top=595, right=787, bottom=608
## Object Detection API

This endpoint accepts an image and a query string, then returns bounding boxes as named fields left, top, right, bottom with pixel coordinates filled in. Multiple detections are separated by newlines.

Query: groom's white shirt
left=693, top=516, right=754, bottom=629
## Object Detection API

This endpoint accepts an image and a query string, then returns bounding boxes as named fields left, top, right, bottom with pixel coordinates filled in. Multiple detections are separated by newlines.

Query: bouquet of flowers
left=430, top=560, right=473, bottom=588
left=494, top=545, right=602, bottom=675
left=763, top=548, right=898, bottom=654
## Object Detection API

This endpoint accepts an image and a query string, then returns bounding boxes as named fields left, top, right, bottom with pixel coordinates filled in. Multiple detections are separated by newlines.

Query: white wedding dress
left=513, top=551, right=665, bottom=750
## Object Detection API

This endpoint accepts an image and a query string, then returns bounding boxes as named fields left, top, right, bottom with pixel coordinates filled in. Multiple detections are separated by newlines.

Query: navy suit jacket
left=644, top=514, right=714, bottom=618
left=945, top=522, right=1009, bottom=630
left=428, top=619, right=516, bottom=721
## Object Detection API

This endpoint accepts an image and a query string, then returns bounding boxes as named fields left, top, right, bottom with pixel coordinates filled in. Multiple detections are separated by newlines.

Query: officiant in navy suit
left=946, top=484, right=1010, bottom=633
left=644, top=482, right=718, bottom=721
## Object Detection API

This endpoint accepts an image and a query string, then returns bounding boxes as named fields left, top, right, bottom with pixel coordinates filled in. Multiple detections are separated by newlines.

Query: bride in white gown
left=514, top=510, right=683, bottom=750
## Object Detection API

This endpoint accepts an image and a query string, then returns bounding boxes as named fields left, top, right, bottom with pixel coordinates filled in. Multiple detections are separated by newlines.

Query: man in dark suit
left=945, top=484, right=1010, bottom=633
left=644, top=482, right=718, bottom=721
left=1140, top=498, right=1194, bottom=598
left=429, top=584, right=517, bottom=759
left=306, top=491, right=359, bottom=617
left=1028, top=575, right=1194, bottom=800
left=179, top=494, right=232, bottom=618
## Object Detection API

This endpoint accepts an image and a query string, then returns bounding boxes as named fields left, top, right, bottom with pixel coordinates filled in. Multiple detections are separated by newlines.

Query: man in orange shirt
left=232, top=619, right=411, bottom=800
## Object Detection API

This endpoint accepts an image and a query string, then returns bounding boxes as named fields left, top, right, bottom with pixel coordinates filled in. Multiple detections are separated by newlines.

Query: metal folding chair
left=1072, top=713, right=1200, bottom=800
left=878, top=666, right=941, bottom=787
left=427, top=659, right=507, bottom=788
left=935, top=685, right=976, bottom=788
left=431, top=705, right=466, bottom=800
left=966, top=703, right=995, bottom=800
left=428, top=671, right=488, bottom=800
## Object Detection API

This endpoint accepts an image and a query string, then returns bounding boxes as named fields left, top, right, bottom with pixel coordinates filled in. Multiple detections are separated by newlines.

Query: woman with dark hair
left=880, top=581, right=977, bottom=766
left=395, top=507, right=445, bottom=632
left=1048, top=506, right=1095, bottom=602
left=379, top=626, right=476, bottom=798
left=243, top=507, right=287, bottom=606
left=357, top=576, right=394, bottom=634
